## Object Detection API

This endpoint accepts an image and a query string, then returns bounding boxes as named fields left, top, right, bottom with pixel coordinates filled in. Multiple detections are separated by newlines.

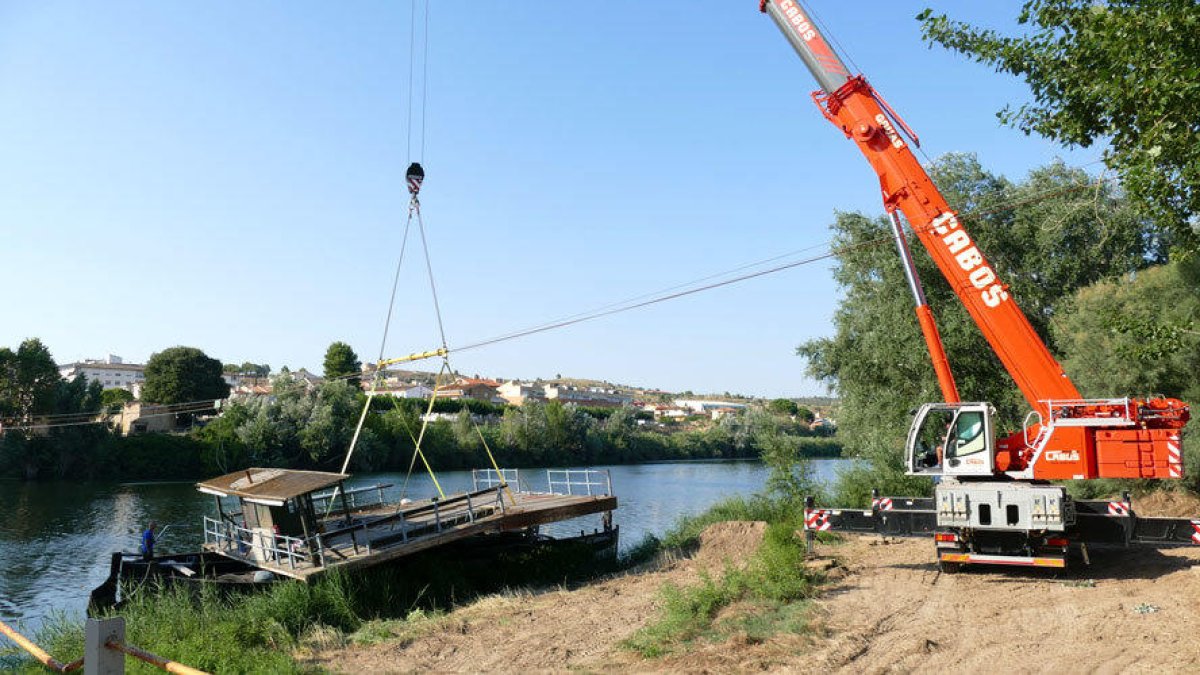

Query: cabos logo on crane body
left=931, top=213, right=1010, bottom=308
left=777, top=0, right=817, bottom=41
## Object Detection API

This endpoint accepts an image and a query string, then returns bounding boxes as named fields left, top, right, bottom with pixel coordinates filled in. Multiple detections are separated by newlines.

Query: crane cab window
left=946, top=410, right=986, bottom=461
left=913, top=408, right=955, bottom=472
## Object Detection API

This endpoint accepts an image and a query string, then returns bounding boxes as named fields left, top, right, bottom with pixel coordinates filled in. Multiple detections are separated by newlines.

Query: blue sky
left=0, top=2, right=1101, bottom=398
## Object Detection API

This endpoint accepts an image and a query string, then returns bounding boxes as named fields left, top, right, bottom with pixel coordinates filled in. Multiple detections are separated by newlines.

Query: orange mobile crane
left=760, top=0, right=1195, bottom=569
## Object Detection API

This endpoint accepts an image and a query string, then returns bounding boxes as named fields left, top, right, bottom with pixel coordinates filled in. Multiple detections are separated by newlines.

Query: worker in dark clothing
left=140, top=521, right=157, bottom=560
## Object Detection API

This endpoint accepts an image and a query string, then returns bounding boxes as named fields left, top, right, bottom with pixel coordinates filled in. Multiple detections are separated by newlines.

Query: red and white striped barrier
left=1191, top=520, right=1200, bottom=545
left=872, top=497, right=894, bottom=511
left=804, top=509, right=831, bottom=531
left=1107, top=501, right=1130, bottom=517
left=1168, top=436, right=1183, bottom=479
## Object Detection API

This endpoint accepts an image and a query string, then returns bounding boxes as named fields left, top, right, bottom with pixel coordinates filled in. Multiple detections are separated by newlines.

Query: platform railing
left=1042, top=398, right=1135, bottom=426
left=202, top=517, right=311, bottom=569
left=472, top=468, right=521, bottom=492
left=310, top=482, right=394, bottom=513
left=546, top=469, right=611, bottom=497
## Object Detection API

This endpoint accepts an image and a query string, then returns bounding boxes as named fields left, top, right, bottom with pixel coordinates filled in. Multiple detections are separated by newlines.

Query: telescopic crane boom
left=760, top=0, right=1188, bottom=482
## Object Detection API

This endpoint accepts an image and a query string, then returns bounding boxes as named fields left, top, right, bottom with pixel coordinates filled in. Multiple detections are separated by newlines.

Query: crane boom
left=761, top=0, right=1077, bottom=415
left=761, top=0, right=1188, bottom=481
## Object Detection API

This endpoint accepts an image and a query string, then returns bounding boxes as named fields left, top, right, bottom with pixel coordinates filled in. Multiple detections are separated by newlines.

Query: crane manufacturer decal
left=930, top=212, right=1010, bottom=308
left=776, top=0, right=817, bottom=41
left=874, top=114, right=905, bottom=149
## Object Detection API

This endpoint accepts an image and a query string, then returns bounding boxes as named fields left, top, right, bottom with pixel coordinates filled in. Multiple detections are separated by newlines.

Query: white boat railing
left=471, top=468, right=612, bottom=497
left=547, top=469, right=611, bottom=496
left=202, top=517, right=319, bottom=570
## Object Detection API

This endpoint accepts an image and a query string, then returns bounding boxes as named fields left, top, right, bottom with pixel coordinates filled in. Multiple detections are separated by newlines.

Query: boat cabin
left=197, top=468, right=352, bottom=566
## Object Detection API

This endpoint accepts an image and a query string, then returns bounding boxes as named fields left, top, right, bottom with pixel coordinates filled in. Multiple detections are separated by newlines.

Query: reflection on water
left=0, top=459, right=848, bottom=630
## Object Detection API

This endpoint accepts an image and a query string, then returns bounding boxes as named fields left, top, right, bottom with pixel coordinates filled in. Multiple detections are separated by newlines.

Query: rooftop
left=197, top=468, right=348, bottom=503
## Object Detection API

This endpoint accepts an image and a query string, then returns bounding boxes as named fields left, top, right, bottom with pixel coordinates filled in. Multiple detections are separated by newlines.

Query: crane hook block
left=406, top=162, right=425, bottom=196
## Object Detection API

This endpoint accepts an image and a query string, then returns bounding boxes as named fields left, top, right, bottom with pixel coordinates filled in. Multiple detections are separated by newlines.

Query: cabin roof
left=196, top=468, right=348, bottom=502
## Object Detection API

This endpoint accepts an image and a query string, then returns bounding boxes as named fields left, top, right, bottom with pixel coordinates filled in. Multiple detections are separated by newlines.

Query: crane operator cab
left=906, top=402, right=996, bottom=477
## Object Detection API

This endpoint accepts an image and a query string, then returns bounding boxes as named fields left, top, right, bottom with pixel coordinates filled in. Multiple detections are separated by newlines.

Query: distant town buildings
left=497, top=380, right=547, bottom=406
left=58, top=355, right=145, bottom=392
left=673, top=399, right=748, bottom=415
left=544, top=384, right=632, bottom=408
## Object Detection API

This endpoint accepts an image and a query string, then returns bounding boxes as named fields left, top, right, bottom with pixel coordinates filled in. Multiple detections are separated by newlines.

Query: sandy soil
left=309, top=506, right=1200, bottom=674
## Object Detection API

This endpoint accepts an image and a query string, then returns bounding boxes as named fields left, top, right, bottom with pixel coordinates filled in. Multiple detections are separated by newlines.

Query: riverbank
left=309, top=492, right=1200, bottom=673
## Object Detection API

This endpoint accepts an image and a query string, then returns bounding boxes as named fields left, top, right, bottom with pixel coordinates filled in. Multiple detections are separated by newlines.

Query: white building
left=59, top=355, right=145, bottom=392
left=673, top=399, right=747, bottom=414
left=399, top=384, right=434, bottom=399
left=544, top=385, right=632, bottom=408
left=497, top=381, right=546, bottom=406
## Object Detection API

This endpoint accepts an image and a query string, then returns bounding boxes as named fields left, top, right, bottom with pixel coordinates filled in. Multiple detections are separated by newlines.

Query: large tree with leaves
left=142, top=346, right=230, bottom=405
left=918, top=0, right=1200, bottom=252
left=322, top=341, right=361, bottom=387
left=799, top=155, right=1166, bottom=503
left=0, top=338, right=61, bottom=423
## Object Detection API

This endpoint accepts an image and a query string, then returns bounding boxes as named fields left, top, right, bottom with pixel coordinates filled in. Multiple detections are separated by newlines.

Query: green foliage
left=624, top=505, right=818, bottom=657
left=798, top=156, right=1164, bottom=501
left=0, top=338, right=60, bottom=422
left=100, top=387, right=134, bottom=410
left=14, top=537, right=620, bottom=673
left=224, top=362, right=270, bottom=377
left=1053, top=261, right=1200, bottom=401
left=142, top=347, right=230, bottom=405
left=768, top=398, right=799, bottom=416
left=323, top=341, right=362, bottom=386
left=919, top=0, right=1200, bottom=253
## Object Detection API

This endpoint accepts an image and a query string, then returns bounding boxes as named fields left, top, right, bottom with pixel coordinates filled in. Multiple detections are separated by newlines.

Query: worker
left=140, top=521, right=157, bottom=560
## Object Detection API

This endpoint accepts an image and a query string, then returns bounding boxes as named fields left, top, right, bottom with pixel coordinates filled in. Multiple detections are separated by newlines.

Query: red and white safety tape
left=1107, top=501, right=1130, bottom=517
left=804, top=508, right=831, bottom=531
left=1168, top=436, right=1182, bottom=479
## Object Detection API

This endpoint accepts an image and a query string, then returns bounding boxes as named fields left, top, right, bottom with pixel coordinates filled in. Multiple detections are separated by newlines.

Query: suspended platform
left=196, top=468, right=617, bottom=581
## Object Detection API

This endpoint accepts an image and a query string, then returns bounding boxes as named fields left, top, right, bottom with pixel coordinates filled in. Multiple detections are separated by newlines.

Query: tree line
left=0, top=338, right=839, bottom=481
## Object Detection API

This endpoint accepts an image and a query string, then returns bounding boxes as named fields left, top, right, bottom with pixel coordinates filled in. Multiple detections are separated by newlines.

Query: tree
left=0, top=338, right=61, bottom=423
left=798, top=155, right=1165, bottom=501
left=142, top=347, right=230, bottom=405
left=323, top=341, right=361, bottom=387
left=1053, top=261, right=1200, bottom=404
left=919, top=1, right=1200, bottom=252
left=100, top=388, right=135, bottom=410
left=768, top=398, right=800, bottom=417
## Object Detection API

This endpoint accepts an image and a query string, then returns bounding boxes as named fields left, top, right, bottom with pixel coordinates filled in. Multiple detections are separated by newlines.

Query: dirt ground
left=309, top=502, right=1200, bottom=674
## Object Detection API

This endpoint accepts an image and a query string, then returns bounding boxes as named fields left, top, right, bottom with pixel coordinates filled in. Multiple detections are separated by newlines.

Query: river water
left=0, top=459, right=849, bottom=630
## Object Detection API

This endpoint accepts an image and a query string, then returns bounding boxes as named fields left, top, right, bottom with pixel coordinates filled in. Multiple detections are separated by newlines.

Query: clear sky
left=0, top=2, right=1101, bottom=398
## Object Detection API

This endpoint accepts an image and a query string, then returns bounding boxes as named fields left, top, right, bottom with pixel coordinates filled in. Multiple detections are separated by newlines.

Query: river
left=0, top=459, right=850, bottom=630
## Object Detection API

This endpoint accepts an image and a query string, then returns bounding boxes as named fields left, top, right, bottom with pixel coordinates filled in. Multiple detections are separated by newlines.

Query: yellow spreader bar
left=377, top=347, right=448, bottom=368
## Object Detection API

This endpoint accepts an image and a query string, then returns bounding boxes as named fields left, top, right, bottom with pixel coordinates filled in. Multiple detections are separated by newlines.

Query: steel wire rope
left=310, top=168, right=1122, bottom=389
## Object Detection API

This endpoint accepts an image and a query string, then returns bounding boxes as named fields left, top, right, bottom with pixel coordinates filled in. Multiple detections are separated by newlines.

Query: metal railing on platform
left=311, top=482, right=394, bottom=513
left=547, top=469, right=611, bottom=496
left=472, top=468, right=612, bottom=497
left=202, top=517, right=317, bottom=570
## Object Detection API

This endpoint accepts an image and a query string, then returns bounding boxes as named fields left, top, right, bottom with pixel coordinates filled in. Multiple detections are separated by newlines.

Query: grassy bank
left=3, top=537, right=617, bottom=674
left=621, top=494, right=824, bottom=658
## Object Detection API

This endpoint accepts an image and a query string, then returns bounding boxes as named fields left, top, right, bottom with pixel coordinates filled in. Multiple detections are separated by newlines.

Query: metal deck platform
left=201, top=469, right=617, bottom=581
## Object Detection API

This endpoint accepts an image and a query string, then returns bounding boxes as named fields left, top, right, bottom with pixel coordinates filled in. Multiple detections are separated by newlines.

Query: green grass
left=622, top=499, right=822, bottom=658
left=6, top=537, right=615, bottom=674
